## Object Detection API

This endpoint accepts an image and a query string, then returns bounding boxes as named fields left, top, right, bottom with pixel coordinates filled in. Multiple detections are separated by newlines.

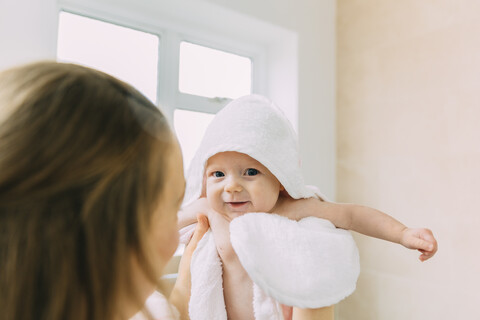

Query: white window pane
left=57, top=11, right=159, bottom=102
left=174, top=109, right=215, bottom=171
left=179, top=41, right=252, bottom=99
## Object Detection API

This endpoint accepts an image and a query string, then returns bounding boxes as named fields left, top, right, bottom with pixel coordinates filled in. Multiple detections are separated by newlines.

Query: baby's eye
left=245, top=168, right=259, bottom=176
left=212, top=171, right=225, bottom=178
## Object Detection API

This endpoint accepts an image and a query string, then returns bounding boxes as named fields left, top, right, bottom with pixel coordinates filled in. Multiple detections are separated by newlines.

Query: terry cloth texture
left=230, top=212, right=360, bottom=308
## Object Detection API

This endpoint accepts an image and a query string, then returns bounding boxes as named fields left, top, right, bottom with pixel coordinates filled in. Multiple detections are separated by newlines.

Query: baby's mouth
left=226, top=201, right=249, bottom=209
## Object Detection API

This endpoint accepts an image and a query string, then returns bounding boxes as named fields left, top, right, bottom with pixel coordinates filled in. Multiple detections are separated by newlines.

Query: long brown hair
left=0, top=62, right=173, bottom=320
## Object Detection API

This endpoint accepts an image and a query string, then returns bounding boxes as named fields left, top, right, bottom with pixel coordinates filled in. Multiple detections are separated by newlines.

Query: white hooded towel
left=182, top=95, right=360, bottom=319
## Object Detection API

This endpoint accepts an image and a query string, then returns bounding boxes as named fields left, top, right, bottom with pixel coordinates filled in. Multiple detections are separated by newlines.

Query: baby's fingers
left=420, top=229, right=438, bottom=255
left=418, top=249, right=435, bottom=262
left=406, top=236, right=433, bottom=252
left=405, top=229, right=437, bottom=249
left=416, top=238, right=438, bottom=262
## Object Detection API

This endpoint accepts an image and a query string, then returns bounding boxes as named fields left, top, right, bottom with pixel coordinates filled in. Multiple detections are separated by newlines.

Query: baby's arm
left=292, top=305, right=334, bottom=320
left=273, top=196, right=438, bottom=261
left=177, top=197, right=210, bottom=229
left=335, top=203, right=437, bottom=261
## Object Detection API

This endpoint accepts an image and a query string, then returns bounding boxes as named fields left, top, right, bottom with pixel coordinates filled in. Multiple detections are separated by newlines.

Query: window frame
left=56, top=2, right=266, bottom=121
left=57, top=10, right=161, bottom=103
left=171, top=35, right=265, bottom=115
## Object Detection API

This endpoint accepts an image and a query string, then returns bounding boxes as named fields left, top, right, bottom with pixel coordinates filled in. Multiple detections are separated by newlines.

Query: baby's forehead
left=205, top=151, right=263, bottom=167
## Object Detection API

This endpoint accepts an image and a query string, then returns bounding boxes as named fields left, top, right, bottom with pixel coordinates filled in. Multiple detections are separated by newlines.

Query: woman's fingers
left=169, top=215, right=210, bottom=319
left=184, top=214, right=209, bottom=255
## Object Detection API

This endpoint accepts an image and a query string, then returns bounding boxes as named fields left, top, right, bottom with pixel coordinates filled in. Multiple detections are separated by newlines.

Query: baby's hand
left=400, top=228, right=438, bottom=261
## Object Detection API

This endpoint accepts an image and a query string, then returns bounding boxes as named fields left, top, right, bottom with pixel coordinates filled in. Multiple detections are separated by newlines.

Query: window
left=175, top=41, right=252, bottom=170
left=57, top=11, right=159, bottom=103
left=57, top=11, right=254, bottom=171
left=173, top=109, right=215, bottom=170
left=178, top=41, right=252, bottom=99
left=55, top=1, right=296, bottom=285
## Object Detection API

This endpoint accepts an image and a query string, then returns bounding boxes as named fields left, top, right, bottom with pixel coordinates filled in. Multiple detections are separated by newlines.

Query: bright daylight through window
left=178, top=41, right=252, bottom=99
left=57, top=11, right=159, bottom=103
left=57, top=11, right=253, bottom=171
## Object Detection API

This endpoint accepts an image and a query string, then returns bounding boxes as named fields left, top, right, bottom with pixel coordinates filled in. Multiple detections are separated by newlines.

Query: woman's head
left=0, top=61, right=184, bottom=319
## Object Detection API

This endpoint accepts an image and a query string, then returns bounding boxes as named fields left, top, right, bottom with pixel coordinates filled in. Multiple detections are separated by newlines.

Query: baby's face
left=205, top=151, right=282, bottom=219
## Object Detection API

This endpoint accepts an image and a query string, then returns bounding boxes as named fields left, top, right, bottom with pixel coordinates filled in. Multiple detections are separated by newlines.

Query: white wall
left=0, top=0, right=336, bottom=199
left=0, top=0, right=58, bottom=70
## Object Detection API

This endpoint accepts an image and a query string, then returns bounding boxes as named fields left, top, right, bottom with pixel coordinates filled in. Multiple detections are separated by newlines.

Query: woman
left=0, top=61, right=207, bottom=320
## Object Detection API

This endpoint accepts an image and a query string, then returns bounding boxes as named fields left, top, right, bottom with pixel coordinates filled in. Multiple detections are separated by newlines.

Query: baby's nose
left=224, top=177, right=243, bottom=193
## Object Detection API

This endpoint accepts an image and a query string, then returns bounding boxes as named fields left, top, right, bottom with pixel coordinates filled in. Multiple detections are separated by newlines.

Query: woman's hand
left=169, top=214, right=209, bottom=319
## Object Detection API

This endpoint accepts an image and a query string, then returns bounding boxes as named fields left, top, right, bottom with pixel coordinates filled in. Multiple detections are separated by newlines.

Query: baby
left=178, top=95, right=437, bottom=320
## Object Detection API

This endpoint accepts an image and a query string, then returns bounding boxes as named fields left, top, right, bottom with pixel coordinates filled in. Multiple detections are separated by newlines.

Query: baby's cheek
left=261, top=187, right=281, bottom=212
left=209, top=199, right=223, bottom=213
left=204, top=190, right=217, bottom=209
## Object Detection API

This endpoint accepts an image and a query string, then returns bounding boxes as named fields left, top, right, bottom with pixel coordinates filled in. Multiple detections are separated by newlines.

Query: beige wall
left=337, top=1, right=480, bottom=319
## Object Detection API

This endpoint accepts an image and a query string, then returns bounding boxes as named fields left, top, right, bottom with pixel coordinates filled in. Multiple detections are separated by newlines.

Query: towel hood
left=183, top=94, right=316, bottom=207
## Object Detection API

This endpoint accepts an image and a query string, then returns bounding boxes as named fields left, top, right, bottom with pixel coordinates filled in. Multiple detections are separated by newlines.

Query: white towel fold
left=230, top=213, right=360, bottom=309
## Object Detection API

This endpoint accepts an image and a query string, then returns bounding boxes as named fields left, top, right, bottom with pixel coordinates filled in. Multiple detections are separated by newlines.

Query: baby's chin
left=221, top=210, right=249, bottom=221
left=217, top=202, right=276, bottom=221
left=221, top=207, right=273, bottom=221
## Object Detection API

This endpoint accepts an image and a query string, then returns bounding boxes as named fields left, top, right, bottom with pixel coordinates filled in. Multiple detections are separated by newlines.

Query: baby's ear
left=279, top=189, right=292, bottom=199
